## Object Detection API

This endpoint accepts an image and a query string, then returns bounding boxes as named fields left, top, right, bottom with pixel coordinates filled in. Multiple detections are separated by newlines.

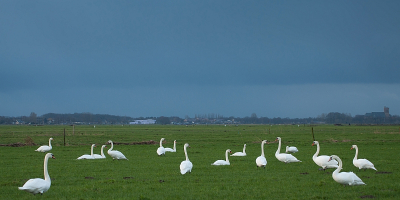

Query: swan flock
left=20, top=136, right=374, bottom=195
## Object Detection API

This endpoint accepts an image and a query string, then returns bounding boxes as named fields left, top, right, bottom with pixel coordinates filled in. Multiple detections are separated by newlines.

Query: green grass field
left=1, top=124, right=399, bottom=199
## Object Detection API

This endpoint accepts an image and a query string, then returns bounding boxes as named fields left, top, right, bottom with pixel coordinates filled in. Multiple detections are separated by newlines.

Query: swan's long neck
left=109, top=141, right=113, bottom=151
left=276, top=139, right=281, bottom=155
left=243, top=145, right=246, bottom=153
left=90, top=145, right=94, bottom=156
left=184, top=145, right=189, bottom=161
left=332, top=156, right=342, bottom=175
left=313, top=143, right=320, bottom=158
left=225, top=150, right=230, bottom=162
left=101, top=146, right=105, bottom=156
left=48, top=139, right=52, bottom=147
left=173, top=141, right=176, bottom=151
left=160, top=139, right=163, bottom=147
left=261, top=142, right=265, bottom=157
left=353, top=146, right=359, bottom=161
left=44, top=154, right=51, bottom=182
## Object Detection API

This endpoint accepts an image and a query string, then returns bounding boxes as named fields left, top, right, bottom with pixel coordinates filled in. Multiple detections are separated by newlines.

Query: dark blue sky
left=1, top=1, right=399, bottom=118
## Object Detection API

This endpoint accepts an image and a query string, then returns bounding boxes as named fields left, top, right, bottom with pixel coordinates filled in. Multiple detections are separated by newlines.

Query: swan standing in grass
left=93, top=145, right=107, bottom=159
left=180, top=143, right=193, bottom=174
left=77, top=144, right=96, bottom=159
left=107, top=140, right=128, bottom=160
left=157, top=138, right=166, bottom=156
left=256, top=140, right=268, bottom=168
left=329, top=155, right=366, bottom=186
left=18, top=153, right=55, bottom=195
left=285, top=146, right=298, bottom=153
left=35, top=138, right=53, bottom=153
left=351, top=145, right=377, bottom=171
left=212, top=149, right=232, bottom=165
left=164, top=140, right=176, bottom=152
left=312, top=141, right=338, bottom=170
left=275, top=137, right=301, bottom=163
left=231, top=144, right=246, bottom=156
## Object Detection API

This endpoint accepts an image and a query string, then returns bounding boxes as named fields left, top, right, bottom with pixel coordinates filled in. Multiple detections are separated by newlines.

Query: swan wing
left=157, top=147, right=165, bottom=155
left=256, top=156, right=267, bottom=167
left=19, top=178, right=50, bottom=194
left=354, top=159, right=376, bottom=170
left=108, top=150, right=127, bottom=160
left=334, top=172, right=365, bottom=185
left=180, top=160, right=193, bottom=174
left=314, top=155, right=338, bottom=168
left=231, top=152, right=246, bottom=156
left=77, top=154, right=94, bottom=159
left=35, top=145, right=51, bottom=152
left=92, top=154, right=105, bottom=159
left=164, top=148, right=175, bottom=152
left=212, top=160, right=230, bottom=165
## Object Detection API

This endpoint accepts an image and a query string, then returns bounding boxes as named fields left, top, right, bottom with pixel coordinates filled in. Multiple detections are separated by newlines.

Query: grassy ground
left=0, top=124, right=399, bottom=199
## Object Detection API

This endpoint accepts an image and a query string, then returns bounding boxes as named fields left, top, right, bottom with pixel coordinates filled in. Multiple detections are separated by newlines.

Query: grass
left=0, top=124, right=399, bottom=199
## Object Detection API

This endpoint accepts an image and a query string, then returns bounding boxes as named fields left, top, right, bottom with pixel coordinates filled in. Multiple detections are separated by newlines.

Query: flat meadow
left=0, top=124, right=399, bottom=199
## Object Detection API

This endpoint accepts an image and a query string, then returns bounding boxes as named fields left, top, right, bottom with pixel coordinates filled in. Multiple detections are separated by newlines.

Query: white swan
left=231, top=144, right=246, bottom=156
left=77, top=144, right=96, bottom=160
left=93, top=145, right=107, bottom=159
left=35, top=138, right=53, bottom=153
left=180, top=143, right=193, bottom=174
left=107, top=140, right=128, bottom=160
left=212, top=149, right=232, bottom=165
left=312, top=141, right=338, bottom=170
left=285, top=146, right=299, bottom=153
left=275, top=137, right=301, bottom=163
left=329, top=155, right=366, bottom=186
left=19, top=153, right=55, bottom=195
left=164, top=140, right=176, bottom=152
left=157, top=138, right=166, bottom=156
left=256, top=140, right=268, bottom=168
left=351, top=145, right=377, bottom=171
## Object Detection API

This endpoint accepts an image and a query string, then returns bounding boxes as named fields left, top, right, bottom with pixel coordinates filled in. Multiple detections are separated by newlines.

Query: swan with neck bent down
left=35, top=138, right=53, bottom=153
left=212, top=149, right=232, bottom=165
left=256, top=140, right=268, bottom=168
left=351, top=145, right=377, bottom=171
left=285, top=146, right=298, bottom=153
left=19, top=153, right=56, bottom=195
left=275, top=137, right=301, bottom=163
left=157, top=138, right=166, bottom=156
left=93, top=145, right=107, bottom=159
left=231, top=144, right=246, bottom=156
left=312, top=141, right=338, bottom=170
left=164, top=140, right=176, bottom=152
left=77, top=144, right=96, bottom=159
left=329, top=155, right=366, bottom=186
left=180, top=143, right=193, bottom=174
left=107, top=140, right=128, bottom=160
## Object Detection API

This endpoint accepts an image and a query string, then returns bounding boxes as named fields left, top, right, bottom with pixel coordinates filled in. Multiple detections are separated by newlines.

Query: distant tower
left=384, top=106, right=389, bottom=117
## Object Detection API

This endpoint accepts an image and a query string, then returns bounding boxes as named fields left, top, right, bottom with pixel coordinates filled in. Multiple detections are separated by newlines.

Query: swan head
left=46, top=153, right=56, bottom=159
left=328, top=155, right=339, bottom=162
left=275, top=137, right=281, bottom=141
left=161, top=138, right=165, bottom=141
left=351, top=145, right=357, bottom=150
left=102, top=145, right=107, bottom=148
left=50, top=138, right=54, bottom=141
left=184, top=143, right=190, bottom=148
left=262, top=140, right=268, bottom=144
left=107, top=140, right=112, bottom=144
left=92, top=144, right=96, bottom=147
left=226, top=149, right=232, bottom=153
left=312, top=141, right=319, bottom=146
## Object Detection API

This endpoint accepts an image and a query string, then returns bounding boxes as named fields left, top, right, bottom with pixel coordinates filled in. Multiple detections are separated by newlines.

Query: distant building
left=365, top=106, right=390, bottom=118
left=129, top=119, right=156, bottom=124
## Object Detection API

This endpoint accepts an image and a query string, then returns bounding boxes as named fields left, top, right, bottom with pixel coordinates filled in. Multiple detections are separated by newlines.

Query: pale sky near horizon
left=1, top=1, right=400, bottom=118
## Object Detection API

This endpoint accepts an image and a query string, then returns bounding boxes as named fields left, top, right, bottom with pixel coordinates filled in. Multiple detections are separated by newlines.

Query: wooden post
left=64, top=128, right=66, bottom=146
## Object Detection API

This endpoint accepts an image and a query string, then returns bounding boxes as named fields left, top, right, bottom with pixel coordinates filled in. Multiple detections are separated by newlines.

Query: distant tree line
left=0, top=112, right=399, bottom=125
